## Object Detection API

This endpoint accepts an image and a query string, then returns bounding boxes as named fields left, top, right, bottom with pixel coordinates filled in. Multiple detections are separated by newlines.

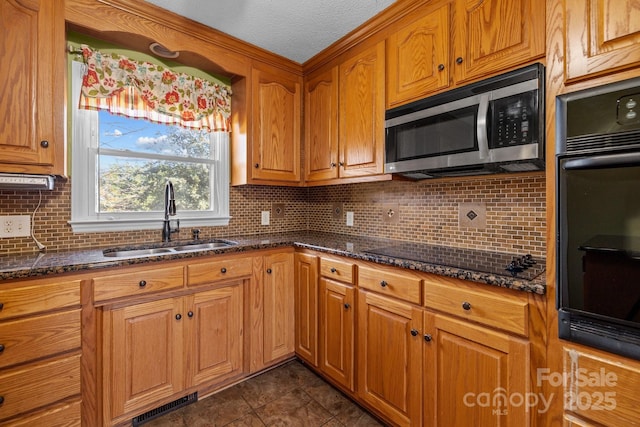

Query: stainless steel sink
left=102, top=240, right=237, bottom=258
left=171, top=242, right=234, bottom=252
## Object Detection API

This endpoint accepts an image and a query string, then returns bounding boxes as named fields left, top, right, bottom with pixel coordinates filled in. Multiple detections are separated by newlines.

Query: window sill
left=68, top=216, right=231, bottom=233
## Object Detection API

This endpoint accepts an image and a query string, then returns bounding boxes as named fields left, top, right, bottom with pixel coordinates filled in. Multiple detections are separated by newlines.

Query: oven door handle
left=563, top=151, right=640, bottom=170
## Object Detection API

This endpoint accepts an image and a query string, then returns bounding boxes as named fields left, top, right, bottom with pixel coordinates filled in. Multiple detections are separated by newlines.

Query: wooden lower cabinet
left=423, top=311, right=530, bottom=427
left=0, top=278, right=81, bottom=425
left=106, top=297, right=184, bottom=418
left=103, top=282, right=244, bottom=421
left=294, top=253, right=319, bottom=366
left=319, top=278, right=355, bottom=391
left=262, top=252, right=295, bottom=365
left=357, top=289, right=423, bottom=426
left=186, top=285, right=244, bottom=388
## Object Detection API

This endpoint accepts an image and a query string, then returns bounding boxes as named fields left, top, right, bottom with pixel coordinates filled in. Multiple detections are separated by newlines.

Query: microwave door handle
left=563, top=152, right=640, bottom=170
left=477, top=95, right=489, bottom=159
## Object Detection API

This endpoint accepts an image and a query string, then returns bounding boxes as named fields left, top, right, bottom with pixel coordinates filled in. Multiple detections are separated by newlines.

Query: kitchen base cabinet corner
left=294, top=252, right=319, bottom=367
left=250, top=251, right=296, bottom=373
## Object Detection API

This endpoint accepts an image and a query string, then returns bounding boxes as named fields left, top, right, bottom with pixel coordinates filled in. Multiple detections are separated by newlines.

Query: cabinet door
left=319, top=278, right=355, bottom=392
left=185, top=283, right=243, bottom=388
left=251, top=66, right=301, bottom=183
left=423, top=311, right=529, bottom=427
left=357, top=290, right=422, bottom=426
left=565, top=0, right=640, bottom=81
left=0, top=0, right=64, bottom=174
left=339, top=42, right=385, bottom=177
left=107, top=298, right=184, bottom=418
left=304, top=67, right=339, bottom=182
left=294, top=253, right=319, bottom=366
left=387, top=4, right=450, bottom=107
left=263, top=252, right=295, bottom=364
left=452, top=0, right=544, bottom=84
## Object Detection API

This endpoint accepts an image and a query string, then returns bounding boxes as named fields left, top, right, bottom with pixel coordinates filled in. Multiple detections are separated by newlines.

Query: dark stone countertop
left=0, top=231, right=546, bottom=294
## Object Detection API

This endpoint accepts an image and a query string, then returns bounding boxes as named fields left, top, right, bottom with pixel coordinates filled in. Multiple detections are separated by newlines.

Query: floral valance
left=78, top=45, right=231, bottom=132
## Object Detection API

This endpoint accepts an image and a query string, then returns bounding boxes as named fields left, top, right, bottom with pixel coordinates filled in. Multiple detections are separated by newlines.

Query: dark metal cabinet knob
left=139, top=280, right=147, bottom=287
left=266, top=268, right=272, bottom=274
left=40, top=140, right=49, bottom=148
left=344, top=303, right=351, bottom=310
left=0, top=303, right=3, bottom=310
left=380, top=280, right=388, bottom=288
left=0, top=396, right=4, bottom=405
left=221, top=267, right=227, bottom=274
left=410, top=329, right=419, bottom=337
left=0, top=344, right=5, bottom=353
left=339, top=162, right=344, bottom=167
left=438, top=63, right=445, bottom=71
left=188, top=311, right=194, bottom=318
left=175, top=314, right=182, bottom=320
left=330, top=267, right=337, bottom=273
left=424, top=334, right=432, bottom=342
left=462, top=301, right=472, bottom=311
left=330, top=162, right=336, bottom=168
left=254, top=163, right=260, bottom=168
left=456, top=57, right=463, bottom=64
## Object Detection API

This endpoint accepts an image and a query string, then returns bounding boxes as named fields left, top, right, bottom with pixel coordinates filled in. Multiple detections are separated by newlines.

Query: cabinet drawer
left=358, top=264, right=422, bottom=304
left=187, top=257, right=253, bottom=285
left=0, top=280, right=80, bottom=321
left=93, top=266, right=184, bottom=302
left=423, top=278, right=528, bottom=336
left=4, top=398, right=81, bottom=427
left=0, top=309, right=80, bottom=369
left=0, top=354, right=81, bottom=422
left=320, top=258, right=356, bottom=284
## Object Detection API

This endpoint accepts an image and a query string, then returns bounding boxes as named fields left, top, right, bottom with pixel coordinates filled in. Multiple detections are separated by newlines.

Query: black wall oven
left=557, top=76, right=640, bottom=360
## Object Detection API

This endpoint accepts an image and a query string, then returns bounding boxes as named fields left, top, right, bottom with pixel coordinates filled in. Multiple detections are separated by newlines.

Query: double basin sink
left=103, top=240, right=237, bottom=258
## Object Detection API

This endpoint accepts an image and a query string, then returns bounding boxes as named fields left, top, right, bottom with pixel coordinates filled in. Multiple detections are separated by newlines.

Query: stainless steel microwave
left=384, top=63, right=545, bottom=179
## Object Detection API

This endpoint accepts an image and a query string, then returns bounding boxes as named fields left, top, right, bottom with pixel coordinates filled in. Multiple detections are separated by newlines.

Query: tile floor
left=145, top=359, right=385, bottom=426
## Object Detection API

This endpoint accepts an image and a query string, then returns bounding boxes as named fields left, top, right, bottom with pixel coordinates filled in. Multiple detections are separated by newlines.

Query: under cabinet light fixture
left=0, top=173, right=55, bottom=191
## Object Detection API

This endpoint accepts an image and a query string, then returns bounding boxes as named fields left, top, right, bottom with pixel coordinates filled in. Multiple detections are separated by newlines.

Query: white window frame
left=69, top=61, right=230, bottom=233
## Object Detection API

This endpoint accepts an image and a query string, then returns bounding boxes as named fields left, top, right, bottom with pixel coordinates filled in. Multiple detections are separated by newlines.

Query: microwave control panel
left=489, top=91, right=538, bottom=148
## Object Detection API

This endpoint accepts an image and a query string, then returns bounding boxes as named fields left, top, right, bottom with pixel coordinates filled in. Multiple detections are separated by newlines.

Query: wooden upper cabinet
left=0, top=0, right=65, bottom=175
left=565, top=0, right=640, bottom=81
left=452, top=0, right=545, bottom=84
left=250, top=64, right=302, bottom=183
left=387, top=3, right=451, bottom=108
left=339, top=41, right=386, bottom=178
left=304, top=67, right=339, bottom=182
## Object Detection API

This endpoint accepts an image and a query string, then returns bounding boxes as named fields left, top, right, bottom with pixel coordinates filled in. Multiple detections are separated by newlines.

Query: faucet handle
left=192, top=229, right=200, bottom=240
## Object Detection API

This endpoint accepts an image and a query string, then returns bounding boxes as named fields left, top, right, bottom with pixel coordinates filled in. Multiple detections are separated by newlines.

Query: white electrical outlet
left=346, top=211, right=354, bottom=227
left=0, top=215, right=31, bottom=238
left=261, top=210, right=270, bottom=226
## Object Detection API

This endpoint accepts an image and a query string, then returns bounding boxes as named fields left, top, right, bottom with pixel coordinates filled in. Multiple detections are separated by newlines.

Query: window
left=69, top=61, right=230, bottom=233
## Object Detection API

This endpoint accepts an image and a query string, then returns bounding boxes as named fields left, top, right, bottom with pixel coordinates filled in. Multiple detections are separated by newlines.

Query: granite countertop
left=0, top=231, right=546, bottom=294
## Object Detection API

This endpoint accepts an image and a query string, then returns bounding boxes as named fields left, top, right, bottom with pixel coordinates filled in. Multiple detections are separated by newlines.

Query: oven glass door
left=386, top=105, right=479, bottom=162
left=558, top=151, right=640, bottom=326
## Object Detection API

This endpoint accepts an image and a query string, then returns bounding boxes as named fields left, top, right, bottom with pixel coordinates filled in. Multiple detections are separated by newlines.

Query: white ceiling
left=144, top=0, right=396, bottom=64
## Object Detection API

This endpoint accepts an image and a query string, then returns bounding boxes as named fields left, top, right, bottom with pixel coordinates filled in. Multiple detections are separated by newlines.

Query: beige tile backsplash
left=0, top=173, right=545, bottom=258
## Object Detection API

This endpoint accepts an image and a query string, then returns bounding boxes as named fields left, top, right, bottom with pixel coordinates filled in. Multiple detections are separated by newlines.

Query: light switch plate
left=346, top=211, right=354, bottom=227
left=0, top=215, right=31, bottom=238
left=261, top=211, right=270, bottom=226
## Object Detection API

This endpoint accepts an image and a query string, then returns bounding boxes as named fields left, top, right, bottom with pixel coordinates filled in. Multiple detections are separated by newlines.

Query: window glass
left=70, top=61, right=230, bottom=233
